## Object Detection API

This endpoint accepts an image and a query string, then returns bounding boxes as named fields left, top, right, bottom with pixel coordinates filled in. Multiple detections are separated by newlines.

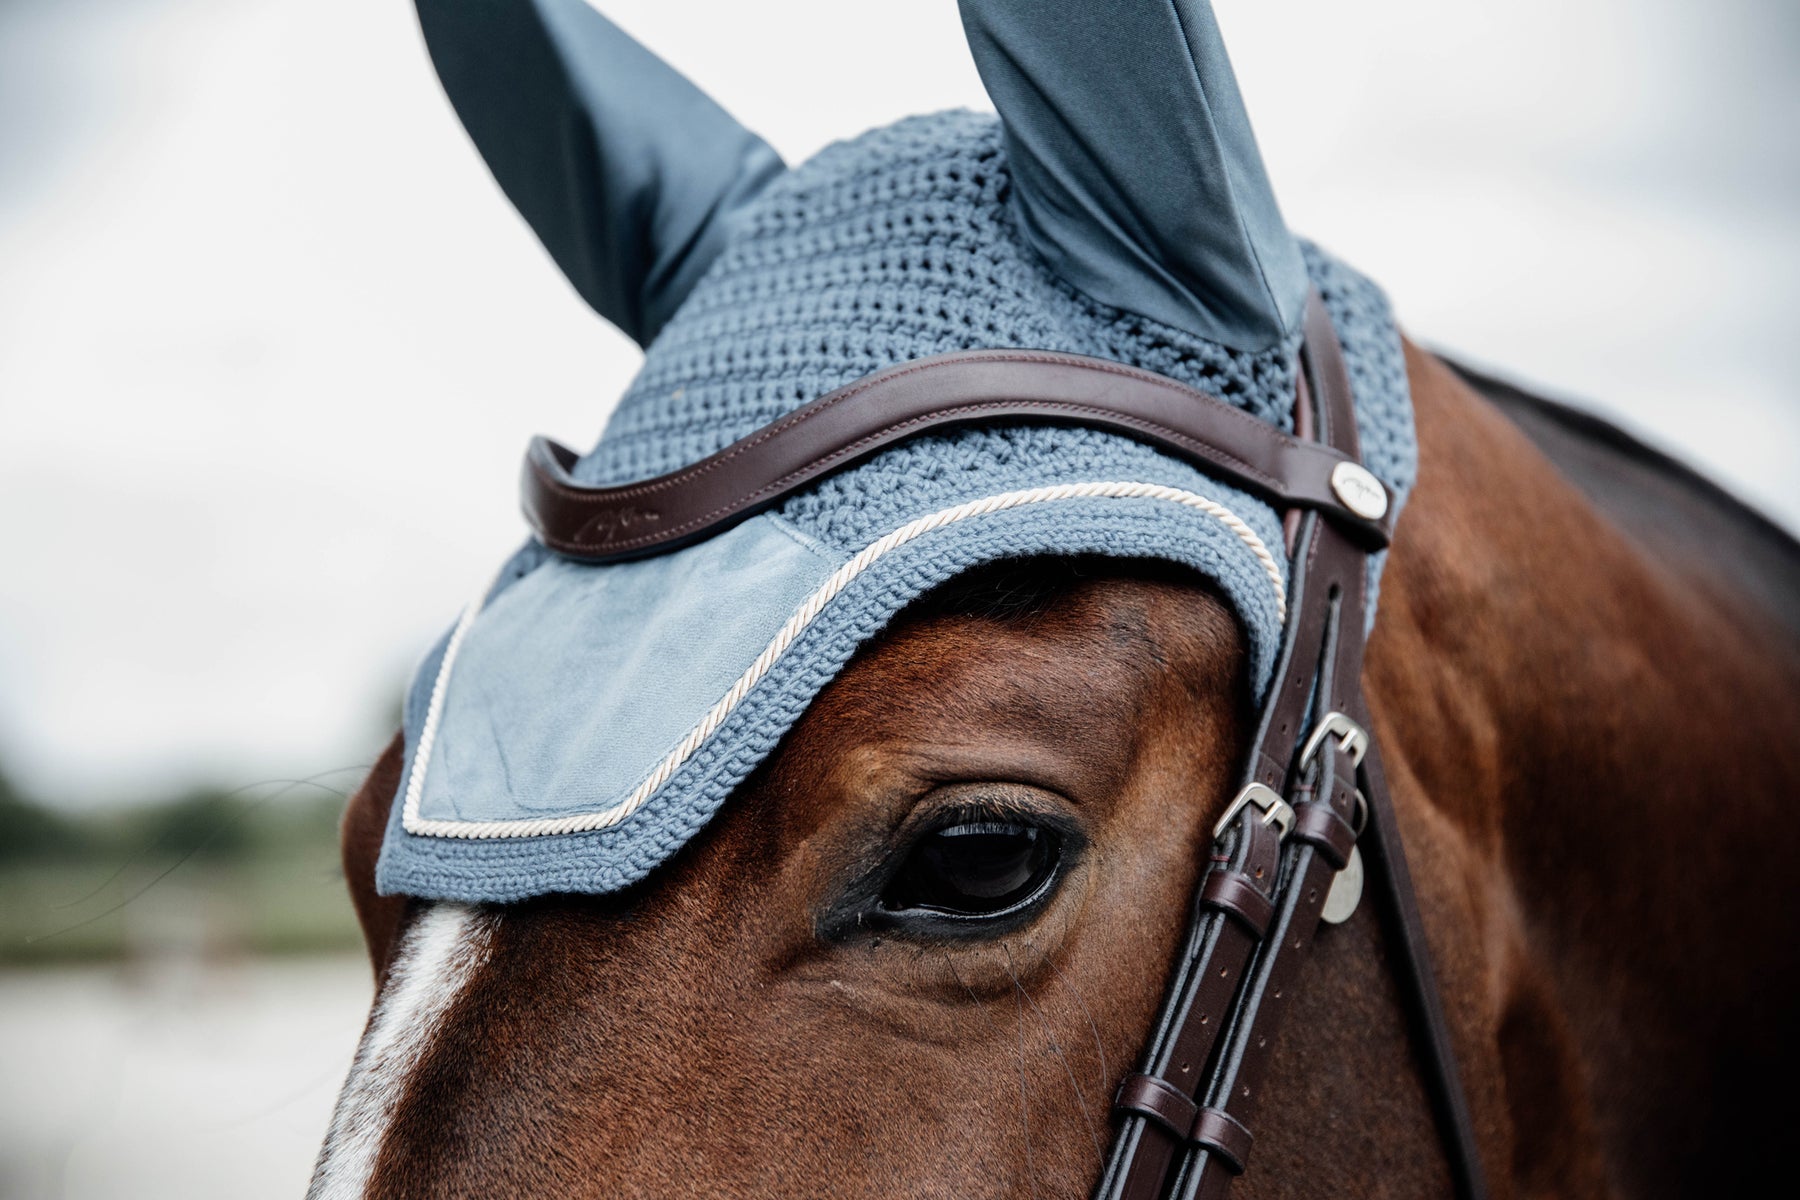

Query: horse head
left=312, top=3, right=1800, bottom=1197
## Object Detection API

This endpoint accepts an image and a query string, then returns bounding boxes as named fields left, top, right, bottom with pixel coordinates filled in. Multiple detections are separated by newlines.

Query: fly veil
left=380, top=3, right=1484, bottom=1197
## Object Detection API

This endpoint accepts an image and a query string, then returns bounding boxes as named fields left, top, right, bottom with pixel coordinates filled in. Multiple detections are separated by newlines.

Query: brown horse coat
left=320, top=342, right=1800, bottom=1198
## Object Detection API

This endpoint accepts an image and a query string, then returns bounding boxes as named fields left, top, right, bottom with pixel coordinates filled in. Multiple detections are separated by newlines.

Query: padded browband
left=520, top=340, right=1395, bottom=563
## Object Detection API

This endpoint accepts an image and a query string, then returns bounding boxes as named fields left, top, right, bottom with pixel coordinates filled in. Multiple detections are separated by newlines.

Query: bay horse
left=318, top=342, right=1800, bottom=1197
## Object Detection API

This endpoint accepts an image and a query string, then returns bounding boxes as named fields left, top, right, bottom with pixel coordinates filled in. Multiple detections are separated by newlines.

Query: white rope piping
left=402, top=481, right=1286, bottom=840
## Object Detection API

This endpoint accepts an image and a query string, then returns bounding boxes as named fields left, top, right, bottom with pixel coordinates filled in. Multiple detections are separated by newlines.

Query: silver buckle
left=1298, top=711, right=1369, bottom=774
left=1213, top=783, right=1295, bottom=840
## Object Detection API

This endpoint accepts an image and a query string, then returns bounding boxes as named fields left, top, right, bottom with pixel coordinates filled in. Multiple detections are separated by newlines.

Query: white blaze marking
left=308, top=903, right=494, bottom=1199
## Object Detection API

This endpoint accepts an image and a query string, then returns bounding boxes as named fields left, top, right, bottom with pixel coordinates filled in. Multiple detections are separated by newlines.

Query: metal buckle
left=1298, top=711, right=1369, bottom=774
left=1213, top=783, right=1295, bottom=840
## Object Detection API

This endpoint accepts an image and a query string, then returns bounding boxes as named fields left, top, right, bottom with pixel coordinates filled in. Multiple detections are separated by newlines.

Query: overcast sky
left=1, top=0, right=1796, bottom=808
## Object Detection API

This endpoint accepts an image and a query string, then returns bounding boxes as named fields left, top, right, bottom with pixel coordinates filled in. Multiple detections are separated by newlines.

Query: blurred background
left=1, top=0, right=1795, bottom=1196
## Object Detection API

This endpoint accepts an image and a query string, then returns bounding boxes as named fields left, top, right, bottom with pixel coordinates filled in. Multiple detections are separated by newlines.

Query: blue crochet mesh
left=374, top=110, right=1415, bottom=902
left=576, top=111, right=1412, bottom=551
left=579, top=112, right=1300, bottom=481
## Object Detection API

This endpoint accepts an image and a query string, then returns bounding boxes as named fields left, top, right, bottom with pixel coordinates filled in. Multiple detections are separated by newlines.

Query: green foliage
left=0, top=771, right=90, bottom=862
left=122, top=789, right=256, bottom=860
left=0, top=771, right=365, bottom=965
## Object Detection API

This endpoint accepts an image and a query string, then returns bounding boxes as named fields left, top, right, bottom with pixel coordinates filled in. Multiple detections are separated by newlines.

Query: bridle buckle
left=1213, top=783, right=1295, bottom=840
left=1298, top=711, right=1369, bottom=774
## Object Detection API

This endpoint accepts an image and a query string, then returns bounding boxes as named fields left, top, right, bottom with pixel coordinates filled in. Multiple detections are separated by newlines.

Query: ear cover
left=957, top=0, right=1307, bottom=352
left=416, top=0, right=787, bottom=345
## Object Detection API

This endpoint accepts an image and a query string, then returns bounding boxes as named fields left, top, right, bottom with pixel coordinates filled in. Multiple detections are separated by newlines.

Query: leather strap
left=519, top=348, right=1394, bottom=562
left=1096, top=297, right=1362, bottom=1200
left=1098, top=294, right=1489, bottom=1200
left=1358, top=741, right=1490, bottom=1200
left=1100, top=813, right=1281, bottom=1197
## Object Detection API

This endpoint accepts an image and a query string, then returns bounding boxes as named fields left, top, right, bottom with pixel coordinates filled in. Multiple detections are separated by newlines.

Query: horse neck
left=1364, top=343, right=1800, bottom=1194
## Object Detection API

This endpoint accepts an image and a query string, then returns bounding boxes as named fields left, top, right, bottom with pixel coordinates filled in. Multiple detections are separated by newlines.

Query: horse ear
left=415, top=0, right=786, bottom=346
left=956, top=0, right=1306, bottom=352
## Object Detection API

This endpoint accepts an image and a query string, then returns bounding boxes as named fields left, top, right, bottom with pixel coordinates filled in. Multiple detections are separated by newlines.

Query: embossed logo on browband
left=575, top=505, right=663, bottom=547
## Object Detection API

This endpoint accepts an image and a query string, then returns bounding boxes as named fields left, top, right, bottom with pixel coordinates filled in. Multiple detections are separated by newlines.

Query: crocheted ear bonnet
left=376, top=1, right=1414, bottom=902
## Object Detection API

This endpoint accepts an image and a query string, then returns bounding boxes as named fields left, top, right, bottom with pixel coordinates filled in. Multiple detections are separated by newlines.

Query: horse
left=319, top=342, right=1800, bottom=1197
left=309, top=0, right=1800, bottom=1195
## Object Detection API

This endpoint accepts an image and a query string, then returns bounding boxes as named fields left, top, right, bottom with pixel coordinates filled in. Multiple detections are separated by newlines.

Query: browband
left=520, top=338, right=1395, bottom=562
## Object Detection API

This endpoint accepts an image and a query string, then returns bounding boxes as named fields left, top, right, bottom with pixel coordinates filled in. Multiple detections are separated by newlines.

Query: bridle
left=518, top=294, right=1489, bottom=1200
left=521, top=295, right=1486, bottom=1199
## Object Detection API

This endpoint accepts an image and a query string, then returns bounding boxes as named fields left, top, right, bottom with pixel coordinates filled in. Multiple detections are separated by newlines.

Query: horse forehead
left=736, top=576, right=1244, bottom=854
left=775, top=573, right=1181, bottom=722
left=808, top=574, right=1236, bottom=728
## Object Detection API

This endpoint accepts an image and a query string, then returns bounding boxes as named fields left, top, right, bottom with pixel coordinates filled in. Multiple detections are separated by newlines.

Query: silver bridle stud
left=1330, top=461, right=1389, bottom=521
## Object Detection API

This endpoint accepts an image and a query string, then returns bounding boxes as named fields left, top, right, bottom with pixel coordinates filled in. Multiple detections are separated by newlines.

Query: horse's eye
left=882, top=821, right=1060, bottom=918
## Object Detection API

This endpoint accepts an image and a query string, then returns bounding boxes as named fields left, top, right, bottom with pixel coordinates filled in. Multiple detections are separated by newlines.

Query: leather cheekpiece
left=1093, top=294, right=1488, bottom=1200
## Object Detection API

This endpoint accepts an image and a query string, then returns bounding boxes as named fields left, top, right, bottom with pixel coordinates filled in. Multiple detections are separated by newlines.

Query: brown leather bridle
left=519, top=294, right=1489, bottom=1200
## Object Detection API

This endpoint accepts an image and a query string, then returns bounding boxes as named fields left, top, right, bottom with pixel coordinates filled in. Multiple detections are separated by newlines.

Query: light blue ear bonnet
left=376, top=2, right=1415, bottom=903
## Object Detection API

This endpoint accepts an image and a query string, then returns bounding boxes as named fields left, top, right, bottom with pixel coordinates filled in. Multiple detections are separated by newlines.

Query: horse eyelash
left=919, top=797, right=1044, bottom=834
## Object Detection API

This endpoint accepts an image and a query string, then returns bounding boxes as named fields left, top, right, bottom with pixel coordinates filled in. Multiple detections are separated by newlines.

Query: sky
left=1, top=0, right=1796, bottom=808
